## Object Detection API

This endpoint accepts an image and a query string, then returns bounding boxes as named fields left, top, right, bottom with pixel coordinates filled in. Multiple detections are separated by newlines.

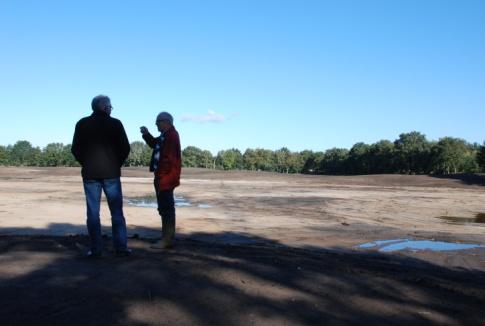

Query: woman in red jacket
left=140, top=112, right=181, bottom=249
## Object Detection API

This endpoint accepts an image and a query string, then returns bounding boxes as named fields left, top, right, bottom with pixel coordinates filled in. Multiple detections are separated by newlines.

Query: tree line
left=1, top=131, right=484, bottom=175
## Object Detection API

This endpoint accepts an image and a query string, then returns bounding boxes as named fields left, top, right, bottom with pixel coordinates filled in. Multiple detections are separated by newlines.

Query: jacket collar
left=91, top=110, right=110, bottom=118
left=162, top=125, right=176, bottom=135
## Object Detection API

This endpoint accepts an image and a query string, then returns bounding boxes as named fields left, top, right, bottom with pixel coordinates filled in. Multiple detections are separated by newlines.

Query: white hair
left=156, top=112, right=174, bottom=125
left=91, top=95, right=111, bottom=111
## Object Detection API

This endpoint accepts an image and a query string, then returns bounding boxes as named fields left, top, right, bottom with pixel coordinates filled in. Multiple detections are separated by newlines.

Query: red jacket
left=143, top=126, right=181, bottom=190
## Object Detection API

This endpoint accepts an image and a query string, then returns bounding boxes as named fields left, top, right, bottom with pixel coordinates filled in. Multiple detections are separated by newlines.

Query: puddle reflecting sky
left=357, top=239, right=485, bottom=252
left=127, top=196, right=212, bottom=209
left=358, top=239, right=408, bottom=249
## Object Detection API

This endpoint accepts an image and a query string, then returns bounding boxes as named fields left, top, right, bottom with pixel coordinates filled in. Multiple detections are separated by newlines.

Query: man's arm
left=71, top=122, right=83, bottom=164
left=140, top=127, right=158, bottom=148
left=118, top=122, right=130, bottom=165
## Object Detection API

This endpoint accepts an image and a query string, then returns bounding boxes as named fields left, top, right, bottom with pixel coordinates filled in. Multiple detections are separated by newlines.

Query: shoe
left=150, top=240, right=173, bottom=250
left=151, top=222, right=175, bottom=250
left=86, top=250, right=102, bottom=258
left=114, top=248, right=132, bottom=257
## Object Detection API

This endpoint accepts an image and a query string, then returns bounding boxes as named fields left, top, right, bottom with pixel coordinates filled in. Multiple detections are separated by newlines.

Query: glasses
left=156, top=119, right=168, bottom=124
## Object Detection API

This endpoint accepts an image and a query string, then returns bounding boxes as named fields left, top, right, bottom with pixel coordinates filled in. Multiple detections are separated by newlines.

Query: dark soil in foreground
left=1, top=235, right=485, bottom=325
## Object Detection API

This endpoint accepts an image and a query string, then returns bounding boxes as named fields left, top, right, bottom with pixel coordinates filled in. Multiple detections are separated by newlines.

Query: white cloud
left=181, top=110, right=230, bottom=123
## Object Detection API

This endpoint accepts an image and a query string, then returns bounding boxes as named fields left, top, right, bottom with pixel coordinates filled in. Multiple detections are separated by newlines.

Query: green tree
left=216, top=148, right=243, bottom=170
left=141, top=144, right=152, bottom=166
left=9, top=141, right=37, bottom=166
left=430, top=137, right=478, bottom=174
left=42, top=143, right=65, bottom=166
left=289, top=151, right=305, bottom=173
left=182, top=146, right=203, bottom=167
left=320, top=148, right=349, bottom=175
left=199, top=150, right=215, bottom=169
left=28, top=147, right=42, bottom=166
left=477, top=142, right=485, bottom=172
left=278, top=150, right=305, bottom=174
left=301, top=151, right=325, bottom=174
left=367, top=140, right=395, bottom=173
left=299, top=150, right=314, bottom=174
left=0, top=145, right=8, bottom=165
left=347, top=142, right=370, bottom=175
left=394, top=131, right=431, bottom=174
left=126, top=141, right=147, bottom=166
left=274, top=147, right=292, bottom=173
left=243, top=149, right=258, bottom=170
left=243, top=148, right=275, bottom=171
left=62, top=144, right=79, bottom=166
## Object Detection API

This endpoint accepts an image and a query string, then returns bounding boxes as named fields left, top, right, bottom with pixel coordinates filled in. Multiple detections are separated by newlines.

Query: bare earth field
left=1, top=167, right=485, bottom=325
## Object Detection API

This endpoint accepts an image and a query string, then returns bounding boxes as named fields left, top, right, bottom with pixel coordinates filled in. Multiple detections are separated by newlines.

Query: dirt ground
left=1, top=167, right=485, bottom=325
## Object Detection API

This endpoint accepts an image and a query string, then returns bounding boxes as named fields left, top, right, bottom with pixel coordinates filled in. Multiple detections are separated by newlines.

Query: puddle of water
left=127, top=196, right=191, bottom=208
left=127, top=196, right=213, bottom=209
left=380, top=240, right=484, bottom=252
left=176, top=200, right=192, bottom=207
left=357, top=239, right=485, bottom=252
left=437, top=213, right=485, bottom=224
left=357, top=238, right=409, bottom=249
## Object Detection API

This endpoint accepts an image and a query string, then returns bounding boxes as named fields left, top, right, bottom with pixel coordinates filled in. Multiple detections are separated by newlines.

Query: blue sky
left=0, top=0, right=484, bottom=154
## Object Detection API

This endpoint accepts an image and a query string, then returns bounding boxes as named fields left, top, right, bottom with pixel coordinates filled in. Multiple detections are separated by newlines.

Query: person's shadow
left=1, top=224, right=485, bottom=325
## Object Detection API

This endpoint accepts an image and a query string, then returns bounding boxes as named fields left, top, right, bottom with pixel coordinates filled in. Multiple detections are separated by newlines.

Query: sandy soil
left=1, top=167, right=485, bottom=325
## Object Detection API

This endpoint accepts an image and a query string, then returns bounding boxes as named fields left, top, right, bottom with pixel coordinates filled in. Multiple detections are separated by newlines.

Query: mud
left=1, top=167, right=485, bottom=324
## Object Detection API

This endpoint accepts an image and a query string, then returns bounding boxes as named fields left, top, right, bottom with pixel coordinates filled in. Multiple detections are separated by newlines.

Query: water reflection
left=127, top=196, right=213, bottom=209
left=357, top=239, right=408, bottom=249
left=357, top=239, right=485, bottom=252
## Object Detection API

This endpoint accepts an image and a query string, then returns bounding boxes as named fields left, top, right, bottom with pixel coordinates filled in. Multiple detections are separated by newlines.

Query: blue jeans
left=83, top=178, right=128, bottom=253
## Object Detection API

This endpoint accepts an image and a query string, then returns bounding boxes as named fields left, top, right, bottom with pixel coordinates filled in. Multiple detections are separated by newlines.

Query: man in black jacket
left=72, top=95, right=131, bottom=257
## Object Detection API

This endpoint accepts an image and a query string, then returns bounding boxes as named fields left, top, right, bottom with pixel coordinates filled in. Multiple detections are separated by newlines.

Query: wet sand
left=1, top=167, right=485, bottom=324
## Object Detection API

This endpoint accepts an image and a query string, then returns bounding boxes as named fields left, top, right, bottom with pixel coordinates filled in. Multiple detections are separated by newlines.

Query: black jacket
left=71, top=111, right=130, bottom=179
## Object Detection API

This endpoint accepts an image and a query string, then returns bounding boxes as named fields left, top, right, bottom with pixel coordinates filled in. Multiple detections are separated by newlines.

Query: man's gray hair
left=91, top=95, right=111, bottom=111
left=157, top=111, right=174, bottom=125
